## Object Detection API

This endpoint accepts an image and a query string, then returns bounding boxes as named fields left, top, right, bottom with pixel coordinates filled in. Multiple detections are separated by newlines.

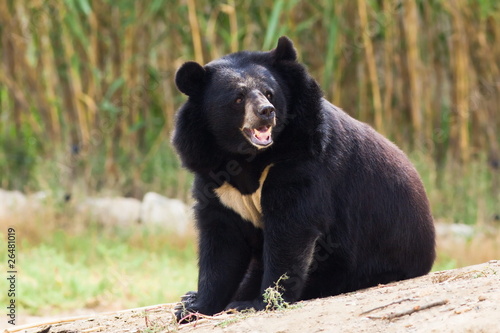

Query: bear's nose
left=258, top=105, right=275, bottom=119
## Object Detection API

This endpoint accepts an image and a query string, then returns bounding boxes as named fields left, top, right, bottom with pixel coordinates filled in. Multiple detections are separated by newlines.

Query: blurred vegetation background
left=0, top=0, right=499, bottom=319
left=0, top=0, right=499, bottom=223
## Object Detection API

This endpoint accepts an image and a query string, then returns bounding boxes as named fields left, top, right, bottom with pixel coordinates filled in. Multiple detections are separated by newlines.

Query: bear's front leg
left=226, top=220, right=320, bottom=312
left=226, top=168, right=323, bottom=312
left=175, top=202, right=253, bottom=321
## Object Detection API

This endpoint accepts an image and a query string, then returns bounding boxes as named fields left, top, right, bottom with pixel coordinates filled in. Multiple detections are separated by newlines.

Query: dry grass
left=436, top=226, right=500, bottom=268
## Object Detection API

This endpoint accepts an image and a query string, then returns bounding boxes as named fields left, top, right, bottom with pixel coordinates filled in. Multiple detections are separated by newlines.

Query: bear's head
left=173, top=37, right=323, bottom=172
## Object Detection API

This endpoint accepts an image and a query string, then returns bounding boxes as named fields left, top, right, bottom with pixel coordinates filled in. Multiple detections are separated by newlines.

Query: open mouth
left=242, top=125, right=273, bottom=148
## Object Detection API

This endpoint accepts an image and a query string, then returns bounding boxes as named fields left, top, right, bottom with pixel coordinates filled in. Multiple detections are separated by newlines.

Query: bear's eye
left=235, top=97, right=244, bottom=104
left=265, top=91, right=273, bottom=100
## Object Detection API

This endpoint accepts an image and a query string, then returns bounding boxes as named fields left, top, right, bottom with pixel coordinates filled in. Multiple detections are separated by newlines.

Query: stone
left=0, top=189, right=28, bottom=220
left=78, top=197, right=141, bottom=227
left=139, top=192, right=189, bottom=234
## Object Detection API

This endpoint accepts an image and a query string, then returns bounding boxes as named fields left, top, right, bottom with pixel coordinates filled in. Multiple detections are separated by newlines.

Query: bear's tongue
left=252, top=126, right=272, bottom=145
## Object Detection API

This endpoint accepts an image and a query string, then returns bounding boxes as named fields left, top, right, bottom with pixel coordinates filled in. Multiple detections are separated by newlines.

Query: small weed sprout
left=263, top=274, right=290, bottom=311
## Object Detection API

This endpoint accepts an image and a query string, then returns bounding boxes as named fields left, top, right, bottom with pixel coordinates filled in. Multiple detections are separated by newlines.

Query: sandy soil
left=5, top=260, right=499, bottom=333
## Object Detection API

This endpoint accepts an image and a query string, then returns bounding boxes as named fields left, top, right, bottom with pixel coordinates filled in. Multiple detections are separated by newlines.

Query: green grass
left=0, top=224, right=197, bottom=316
left=410, top=151, right=498, bottom=226
left=432, top=254, right=458, bottom=272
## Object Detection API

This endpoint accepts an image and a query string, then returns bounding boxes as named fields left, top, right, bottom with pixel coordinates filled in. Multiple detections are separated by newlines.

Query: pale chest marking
left=214, top=165, right=272, bottom=229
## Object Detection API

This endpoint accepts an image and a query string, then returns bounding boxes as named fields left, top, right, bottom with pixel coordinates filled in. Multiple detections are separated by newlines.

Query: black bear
left=172, top=36, right=435, bottom=320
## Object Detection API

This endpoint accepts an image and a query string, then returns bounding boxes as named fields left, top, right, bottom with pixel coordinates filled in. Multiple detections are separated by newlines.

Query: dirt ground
left=5, top=260, right=499, bottom=333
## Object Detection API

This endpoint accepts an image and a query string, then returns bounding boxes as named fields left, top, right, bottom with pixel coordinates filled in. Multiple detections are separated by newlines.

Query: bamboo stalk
left=63, top=20, right=89, bottom=147
left=38, top=2, right=61, bottom=142
left=206, top=6, right=222, bottom=60
left=221, top=2, right=238, bottom=53
left=48, top=2, right=81, bottom=148
left=337, top=1, right=359, bottom=118
left=421, top=2, right=435, bottom=149
left=161, top=8, right=177, bottom=133
left=111, top=3, right=126, bottom=153
left=0, top=1, right=24, bottom=137
left=357, top=0, right=384, bottom=133
left=446, top=1, right=471, bottom=163
left=87, top=10, right=99, bottom=128
left=322, top=1, right=338, bottom=95
left=429, top=11, right=447, bottom=183
left=358, top=61, right=368, bottom=121
left=332, top=31, right=345, bottom=105
left=402, top=0, right=422, bottom=146
left=392, top=11, right=405, bottom=145
left=137, top=16, right=151, bottom=150
left=382, top=0, right=396, bottom=138
left=187, top=0, right=204, bottom=64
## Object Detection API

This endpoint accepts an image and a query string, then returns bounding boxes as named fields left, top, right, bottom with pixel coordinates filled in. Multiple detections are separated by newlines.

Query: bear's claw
left=174, top=291, right=198, bottom=322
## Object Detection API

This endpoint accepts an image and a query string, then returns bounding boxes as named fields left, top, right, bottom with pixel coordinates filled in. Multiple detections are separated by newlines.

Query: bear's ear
left=175, top=61, right=206, bottom=96
left=272, top=36, right=297, bottom=62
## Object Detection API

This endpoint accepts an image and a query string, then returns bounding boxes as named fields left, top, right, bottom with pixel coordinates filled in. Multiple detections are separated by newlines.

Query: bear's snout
left=257, top=105, right=275, bottom=120
left=246, top=90, right=276, bottom=122
left=241, top=91, right=277, bottom=148
left=244, top=90, right=277, bottom=128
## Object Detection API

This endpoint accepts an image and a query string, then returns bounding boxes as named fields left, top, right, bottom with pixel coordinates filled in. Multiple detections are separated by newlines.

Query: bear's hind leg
left=231, top=257, right=264, bottom=302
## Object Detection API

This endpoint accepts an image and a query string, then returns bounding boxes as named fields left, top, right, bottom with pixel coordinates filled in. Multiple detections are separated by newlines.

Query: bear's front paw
left=174, top=291, right=199, bottom=322
left=225, top=299, right=265, bottom=312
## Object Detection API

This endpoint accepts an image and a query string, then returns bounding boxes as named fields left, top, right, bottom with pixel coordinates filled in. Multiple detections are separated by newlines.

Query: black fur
left=172, top=36, right=435, bottom=320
